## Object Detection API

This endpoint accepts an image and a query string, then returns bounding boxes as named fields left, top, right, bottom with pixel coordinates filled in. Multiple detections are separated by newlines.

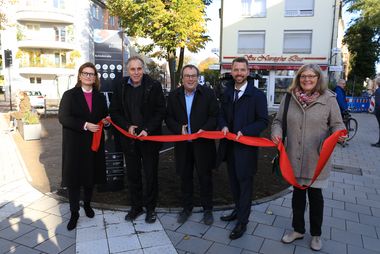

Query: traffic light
left=4, top=49, right=12, bottom=68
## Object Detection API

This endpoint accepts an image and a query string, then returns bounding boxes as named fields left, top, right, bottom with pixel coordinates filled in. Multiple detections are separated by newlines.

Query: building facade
left=220, top=0, right=345, bottom=108
left=0, top=0, right=122, bottom=101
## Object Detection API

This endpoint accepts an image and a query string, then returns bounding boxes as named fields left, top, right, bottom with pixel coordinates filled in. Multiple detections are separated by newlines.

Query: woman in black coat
left=58, top=62, right=108, bottom=230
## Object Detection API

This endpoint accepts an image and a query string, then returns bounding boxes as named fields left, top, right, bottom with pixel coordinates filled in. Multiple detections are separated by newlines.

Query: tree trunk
left=175, top=47, right=185, bottom=87
left=167, top=50, right=177, bottom=91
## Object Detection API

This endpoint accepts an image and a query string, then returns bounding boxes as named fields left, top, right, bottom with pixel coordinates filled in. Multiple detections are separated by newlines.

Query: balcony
left=16, top=8, right=74, bottom=24
left=18, top=40, right=75, bottom=50
left=18, top=62, right=76, bottom=75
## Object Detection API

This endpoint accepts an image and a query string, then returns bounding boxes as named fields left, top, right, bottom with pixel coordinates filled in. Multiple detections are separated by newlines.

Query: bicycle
left=342, top=111, right=358, bottom=142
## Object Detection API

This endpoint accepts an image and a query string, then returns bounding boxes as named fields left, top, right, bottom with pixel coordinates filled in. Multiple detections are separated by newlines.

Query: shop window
left=92, top=4, right=100, bottom=20
left=241, top=0, right=266, bottom=17
left=283, top=30, right=312, bottom=54
left=285, top=0, right=314, bottom=16
left=238, top=31, right=265, bottom=54
left=274, top=70, right=295, bottom=104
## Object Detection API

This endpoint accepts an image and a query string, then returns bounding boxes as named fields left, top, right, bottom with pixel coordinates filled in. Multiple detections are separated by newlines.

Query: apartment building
left=220, top=0, right=346, bottom=108
left=1, top=0, right=122, bottom=101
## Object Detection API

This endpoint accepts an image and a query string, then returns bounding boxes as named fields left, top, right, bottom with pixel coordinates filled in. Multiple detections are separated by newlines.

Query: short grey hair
left=126, top=56, right=145, bottom=69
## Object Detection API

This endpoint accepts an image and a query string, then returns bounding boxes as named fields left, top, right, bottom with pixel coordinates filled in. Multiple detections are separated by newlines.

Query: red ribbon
left=92, top=117, right=346, bottom=189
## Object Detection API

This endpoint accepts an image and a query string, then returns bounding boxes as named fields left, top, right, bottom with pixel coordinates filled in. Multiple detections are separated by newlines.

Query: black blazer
left=58, top=86, right=108, bottom=188
left=166, top=85, right=219, bottom=174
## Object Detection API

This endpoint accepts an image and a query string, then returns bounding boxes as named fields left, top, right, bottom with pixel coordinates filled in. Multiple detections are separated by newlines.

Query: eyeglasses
left=81, top=72, right=96, bottom=78
left=300, top=75, right=318, bottom=80
left=183, top=74, right=198, bottom=79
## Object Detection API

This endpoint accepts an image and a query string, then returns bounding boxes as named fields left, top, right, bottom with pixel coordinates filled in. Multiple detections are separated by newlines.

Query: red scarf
left=294, top=87, right=320, bottom=107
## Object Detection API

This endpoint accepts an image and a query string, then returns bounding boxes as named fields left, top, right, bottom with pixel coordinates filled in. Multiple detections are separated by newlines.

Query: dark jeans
left=292, top=187, right=324, bottom=236
left=68, top=186, right=93, bottom=213
left=180, top=142, right=213, bottom=211
left=226, top=151, right=255, bottom=225
left=124, top=140, right=159, bottom=211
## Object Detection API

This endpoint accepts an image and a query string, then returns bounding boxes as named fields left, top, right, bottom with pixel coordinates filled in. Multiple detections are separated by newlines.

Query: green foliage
left=107, top=0, right=210, bottom=89
left=202, top=69, right=219, bottom=88
left=344, top=0, right=380, bottom=28
left=22, top=111, right=40, bottom=125
left=343, top=20, right=379, bottom=82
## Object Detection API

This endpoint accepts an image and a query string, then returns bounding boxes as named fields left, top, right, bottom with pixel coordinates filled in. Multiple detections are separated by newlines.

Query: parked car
left=25, top=91, right=45, bottom=109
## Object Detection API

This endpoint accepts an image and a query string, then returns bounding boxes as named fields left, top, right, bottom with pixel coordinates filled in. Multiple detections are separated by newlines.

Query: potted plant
left=18, top=111, right=41, bottom=141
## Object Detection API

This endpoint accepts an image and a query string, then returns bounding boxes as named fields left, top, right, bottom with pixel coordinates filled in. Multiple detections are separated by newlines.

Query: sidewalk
left=1, top=111, right=380, bottom=254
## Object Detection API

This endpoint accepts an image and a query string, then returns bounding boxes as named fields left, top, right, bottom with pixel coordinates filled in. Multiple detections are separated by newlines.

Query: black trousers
left=375, top=109, right=380, bottom=143
left=292, top=187, right=324, bottom=236
left=124, top=140, right=159, bottom=211
left=68, top=186, right=93, bottom=213
left=226, top=151, right=255, bottom=225
left=180, top=142, right=213, bottom=211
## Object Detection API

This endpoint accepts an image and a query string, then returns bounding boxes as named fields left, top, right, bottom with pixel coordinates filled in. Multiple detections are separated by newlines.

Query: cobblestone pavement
left=1, top=109, right=380, bottom=254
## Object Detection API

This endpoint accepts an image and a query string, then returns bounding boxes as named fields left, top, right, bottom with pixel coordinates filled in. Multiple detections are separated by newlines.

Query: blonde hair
left=288, top=64, right=327, bottom=94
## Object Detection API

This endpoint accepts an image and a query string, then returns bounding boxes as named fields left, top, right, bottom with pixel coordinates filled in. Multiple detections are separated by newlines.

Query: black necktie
left=234, top=89, right=240, bottom=102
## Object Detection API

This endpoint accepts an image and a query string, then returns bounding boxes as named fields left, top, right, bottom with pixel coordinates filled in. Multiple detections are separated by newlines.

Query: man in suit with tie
left=166, top=64, right=219, bottom=225
left=218, top=57, right=268, bottom=239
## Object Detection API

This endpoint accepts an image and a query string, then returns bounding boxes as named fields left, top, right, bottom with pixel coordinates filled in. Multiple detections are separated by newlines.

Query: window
left=109, top=16, right=115, bottom=27
left=238, top=31, right=265, bottom=54
left=285, top=0, right=314, bottom=16
left=54, top=27, right=66, bottom=42
left=283, top=30, right=312, bottom=54
left=53, top=0, right=65, bottom=9
left=241, top=0, right=266, bottom=17
left=274, top=70, right=295, bottom=104
left=92, top=5, right=100, bottom=20
left=30, top=77, right=42, bottom=84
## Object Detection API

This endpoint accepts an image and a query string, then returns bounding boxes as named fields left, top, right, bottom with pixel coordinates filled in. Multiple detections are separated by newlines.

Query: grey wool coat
left=271, top=90, right=345, bottom=183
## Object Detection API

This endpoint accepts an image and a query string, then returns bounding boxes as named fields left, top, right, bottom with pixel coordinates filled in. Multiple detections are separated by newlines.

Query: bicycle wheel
left=345, top=117, right=358, bottom=141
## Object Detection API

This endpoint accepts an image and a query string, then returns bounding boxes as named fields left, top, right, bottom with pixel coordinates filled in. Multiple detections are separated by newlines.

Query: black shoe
left=83, top=204, right=95, bottom=218
left=220, top=210, right=237, bottom=222
left=177, top=209, right=192, bottom=224
left=203, top=210, right=214, bottom=225
left=67, top=212, right=79, bottom=231
left=371, top=143, right=380, bottom=147
left=125, top=207, right=144, bottom=221
left=145, top=210, right=157, bottom=224
left=229, top=223, right=247, bottom=240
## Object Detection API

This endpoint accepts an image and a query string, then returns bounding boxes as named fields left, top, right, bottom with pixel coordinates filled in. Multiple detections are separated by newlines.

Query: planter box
left=17, top=120, right=41, bottom=141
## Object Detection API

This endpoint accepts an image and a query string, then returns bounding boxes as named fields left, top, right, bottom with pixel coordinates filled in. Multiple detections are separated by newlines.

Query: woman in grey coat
left=271, top=64, right=346, bottom=251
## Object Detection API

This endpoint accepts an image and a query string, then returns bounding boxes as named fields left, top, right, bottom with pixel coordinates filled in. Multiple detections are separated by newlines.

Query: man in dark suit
left=218, top=57, right=268, bottom=239
left=166, top=64, right=218, bottom=225
left=109, top=56, right=165, bottom=223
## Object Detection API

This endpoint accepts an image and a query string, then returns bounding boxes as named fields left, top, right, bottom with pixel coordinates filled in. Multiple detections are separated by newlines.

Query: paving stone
left=226, top=221, right=257, bottom=235
left=294, top=245, right=315, bottom=254
left=347, top=244, right=380, bottom=254
left=10, top=208, right=49, bottom=225
left=206, top=242, right=242, bottom=254
left=345, top=202, right=372, bottom=215
left=27, top=198, right=60, bottom=212
left=332, top=208, right=359, bottom=222
left=138, top=231, right=172, bottom=248
left=34, top=234, right=74, bottom=254
left=346, top=221, right=377, bottom=238
left=323, top=215, right=346, bottom=230
left=331, top=227, right=363, bottom=247
left=333, top=182, right=354, bottom=190
left=76, top=215, right=105, bottom=229
left=53, top=222, right=76, bottom=239
left=269, top=198, right=284, bottom=206
left=159, top=214, right=181, bottom=231
left=253, top=224, right=284, bottom=241
left=76, top=238, right=109, bottom=254
left=321, top=239, right=347, bottom=254
left=13, top=228, right=52, bottom=247
left=355, top=186, right=377, bottom=194
left=134, top=219, right=163, bottom=232
left=344, top=189, right=368, bottom=198
left=0, top=238, right=17, bottom=254
left=60, top=244, right=75, bottom=254
left=103, top=210, right=125, bottom=225
left=252, top=203, right=269, bottom=213
left=371, top=207, right=380, bottom=218
left=45, top=204, right=70, bottom=217
left=3, top=244, right=40, bottom=254
left=266, top=204, right=292, bottom=218
left=202, top=226, right=230, bottom=244
left=32, top=214, right=66, bottom=230
left=106, top=222, right=135, bottom=238
left=259, top=239, right=294, bottom=254
left=143, top=244, right=177, bottom=254
left=332, top=193, right=357, bottom=204
left=76, top=226, right=107, bottom=242
left=176, top=221, right=209, bottom=237
left=360, top=213, right=380, bottom=227
left=324, top=198, right=345, bottom=209
left=249, top=211, right=275, bottom=226
left=357, top=198, right=380, bottom=209
left=165, top=229, right=185, bottom=246
left=0, top=222, right=35, bottom=240
left=229, top=233, right=264, bottom=252
left=241, top=250, right=258, bottom=254
left=176, top=236, right=213, bottom=254
left=108, top=234, right=140, bottom=253
left=362, top=236, right=380, bottom=252
left=273, top=215, right=292, bottom=230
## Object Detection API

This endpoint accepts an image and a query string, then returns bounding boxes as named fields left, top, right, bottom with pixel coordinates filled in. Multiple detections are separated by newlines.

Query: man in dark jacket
left=109, top=56, right=165, bottom=223
left=166, top=65, right=218, bottom=225
left=334, top=79, right=348, bottom=115
left=372, top=77, right=380, bottom=147
left=218, top=57, right=268, bottom=240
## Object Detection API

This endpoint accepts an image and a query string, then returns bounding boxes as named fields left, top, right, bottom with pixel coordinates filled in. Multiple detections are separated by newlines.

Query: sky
left=195, top=0, right=380, bottom=73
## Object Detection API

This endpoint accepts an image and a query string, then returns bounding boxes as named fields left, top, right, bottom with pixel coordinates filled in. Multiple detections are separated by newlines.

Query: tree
left=198, top=57, right=218, bottom=72
left=107, top=0, right=210, bottom=90
left=343, top=0, right=380, bottom=87
left=0, top=0, right=16, bottom=29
